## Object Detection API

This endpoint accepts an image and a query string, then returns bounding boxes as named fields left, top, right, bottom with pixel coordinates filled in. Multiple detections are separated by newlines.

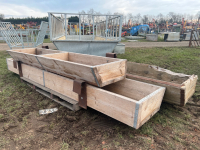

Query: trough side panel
left=95, top=60, right=127, bottom=87
left=182, top=75, right=198, bottom=105
left=44, top=71, right=79, bottom=101
left=7, top=52, right=42, bottom=69
left=87, top=85, right=136, bottom=127
left=44, top=71, right=136, bottom=126
left=7, top=48, right=36, bottom=54
left=37, top=56, right=96, bottom=85
left=127, top=61, right=189, bottom=84
left=127, top=74, right=181, bottom=105
left=21, top=64, right=44, bottom=85
left=7, top=58, right=19, bottom=74
left=137, top=87, right=166, bottom=129
left=36, top=48, right=62, bottom=55
left=68, top=52, right=119, bottom=66
left=103, top=78, right=160, bottom=101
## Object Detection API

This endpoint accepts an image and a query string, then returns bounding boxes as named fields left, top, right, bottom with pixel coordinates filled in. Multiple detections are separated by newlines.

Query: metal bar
left=48, top=12, right=121, bottom=16
left=189, top=30, right=193, bottom=47
left=93, top=16, right=94, bottom=40
left=70, top=22, right=71, bottom=35
left=79, top=15, right=81, bottom=40
left=48, top=13, right=52, bottom=41
left=89, top=22, right=90, bottom=35
left=106, top=16, right=108, bottom=41
left=96, top=23, right=97, bottom=37
left=83, top=23, right=84, bottom=36
left=65, top=14, right=67, bottom=39
left=20, top=30, right=24, bottom=48
left=115, top=18, right=117, bottom=40
left=77, top=23, right=78, bottom=35
left=119, top=16, right=122, bottom=41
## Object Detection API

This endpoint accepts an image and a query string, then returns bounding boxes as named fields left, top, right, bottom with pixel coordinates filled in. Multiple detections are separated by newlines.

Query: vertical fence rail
left=48, top=13, right=123, bottom=42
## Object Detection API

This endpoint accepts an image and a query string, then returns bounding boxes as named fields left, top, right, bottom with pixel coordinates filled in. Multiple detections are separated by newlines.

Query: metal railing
left=0, top=21, right=48, bottom=49
left=48, top=12, right=123, bottom=42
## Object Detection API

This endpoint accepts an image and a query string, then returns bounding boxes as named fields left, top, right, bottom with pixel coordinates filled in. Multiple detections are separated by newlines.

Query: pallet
left=22, top=77, right=80, bottom=111
left=7, top=48, right=127, bottom=87
left=7, top=58, right=165, bottom=129
left=126, top=62, right=198, bottom=106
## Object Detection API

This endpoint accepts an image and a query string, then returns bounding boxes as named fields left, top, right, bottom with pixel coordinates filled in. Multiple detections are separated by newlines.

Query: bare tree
left=87, top=9, right=95, bottom=24
left=136, top=13, right=141, bottom=23
left=0, top=14, right=4, bottom=21
left=142, top=15, right=148, bottom=24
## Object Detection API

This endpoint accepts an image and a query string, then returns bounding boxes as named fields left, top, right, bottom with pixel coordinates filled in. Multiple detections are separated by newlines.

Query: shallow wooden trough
left=7, top=58, right=165, bottom=129
left=7, top=48, right=63, bottom=69
left=126, top=62, right=198, bottom=106
left=7, top=48, right=127, bottom=87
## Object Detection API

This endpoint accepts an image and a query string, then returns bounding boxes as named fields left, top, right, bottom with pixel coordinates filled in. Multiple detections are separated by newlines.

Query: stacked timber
left=6, top=50, right=166, bottom=129
left=7, top=48, right=127, bottom=87
left=126, top=62, right=198, bottom=106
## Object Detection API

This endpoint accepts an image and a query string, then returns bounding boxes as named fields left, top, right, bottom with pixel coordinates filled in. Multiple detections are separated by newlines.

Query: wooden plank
left=37, top=52, right=126, bottom=87
left=127, top=61, right=190, bottom=84
left=22, top=77, right=80, bottom=111
left=95, top=60, right=127, bottom=86
left=6, top=58, right=19, bottom=74
left=7, top=49, right=127, bottom=87
left=38, top=54, right=96, bottom=85
left=103, top=78, right=160, bottom=101
left=137, top=87, right=165, bottom=129
left=7, top=48, right=61, bottom=69
left=68, top=52, right=118, bottom=66
left=181, top=75, right=198, bottom=105
left=126, top=74, right=182, bottom=106
left=7, top=58, right=165, bottom=129
left=127, top=61, right=198, bottom=106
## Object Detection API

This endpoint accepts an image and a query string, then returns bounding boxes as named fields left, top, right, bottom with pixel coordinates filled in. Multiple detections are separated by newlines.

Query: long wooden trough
left=7, top=48, right=127, bottom=87
left=126, top=62, right=198, bottom=106
left=7, top=58, right=165, bottom=129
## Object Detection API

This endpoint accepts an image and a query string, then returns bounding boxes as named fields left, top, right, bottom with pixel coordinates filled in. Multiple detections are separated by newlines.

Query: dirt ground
left=0, top=46, right=200, bottom=150
left=0, top=40, right=189, bottom=51
left=121, top=41, right=189, bottom=48
left=0, top=43, right=57, bottom=51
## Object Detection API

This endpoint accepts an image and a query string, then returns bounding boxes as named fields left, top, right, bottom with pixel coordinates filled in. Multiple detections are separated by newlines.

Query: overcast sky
left=0, top=0, right=200, bottom=18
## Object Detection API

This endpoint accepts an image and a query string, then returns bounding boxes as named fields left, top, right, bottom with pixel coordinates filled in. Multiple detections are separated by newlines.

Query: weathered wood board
left=126, top=62, right=198, bottom=106
left=7, top=48, right=63, bottom=69
left=7, top=48, right=127, bottom=87
left=7, top=58, right=165, bottom=129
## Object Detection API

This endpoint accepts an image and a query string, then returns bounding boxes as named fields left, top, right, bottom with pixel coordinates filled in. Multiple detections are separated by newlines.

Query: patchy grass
left=118, top=47, right=200, bottom=93
left=0, top=47, right=200, bottom=149
left=43, top=38, right=52, bottom=43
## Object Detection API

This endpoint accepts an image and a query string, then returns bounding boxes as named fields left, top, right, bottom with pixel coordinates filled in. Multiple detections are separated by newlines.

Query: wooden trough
left=7, top=58, right=165, bottom=129
left=7, top=48, right=63, bottom=69
left=7, top=48, right=127, bottom=87
left=126, top=62, right=198, bottom=106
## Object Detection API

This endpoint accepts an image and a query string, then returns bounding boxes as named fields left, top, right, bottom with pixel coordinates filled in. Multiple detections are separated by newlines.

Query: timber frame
left=7, top=58, right=165, bottom=129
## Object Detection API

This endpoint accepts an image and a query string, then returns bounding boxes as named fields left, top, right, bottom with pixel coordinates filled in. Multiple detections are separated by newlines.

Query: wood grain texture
left=127, top=61, right=198, bottom=106
left=7, top=48, right=61, bottom=69
left=7, top=58, right=165, bottom=129
left=7, top=49, right=127, bottom=87
left=37, top=52, right=126, bottom=87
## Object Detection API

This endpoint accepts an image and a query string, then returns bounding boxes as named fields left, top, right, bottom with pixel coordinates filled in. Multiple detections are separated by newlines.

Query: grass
left=118, top=47, right=200, bottom=76
left=0, top=47, right=200, bottom=149
left=118, top=46, right=200, bottom=94
left=43, top=38, right=52, bottom=43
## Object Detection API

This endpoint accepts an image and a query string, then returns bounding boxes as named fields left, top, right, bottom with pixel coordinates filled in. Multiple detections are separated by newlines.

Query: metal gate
left=0, top=21, right=48, bottom=49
